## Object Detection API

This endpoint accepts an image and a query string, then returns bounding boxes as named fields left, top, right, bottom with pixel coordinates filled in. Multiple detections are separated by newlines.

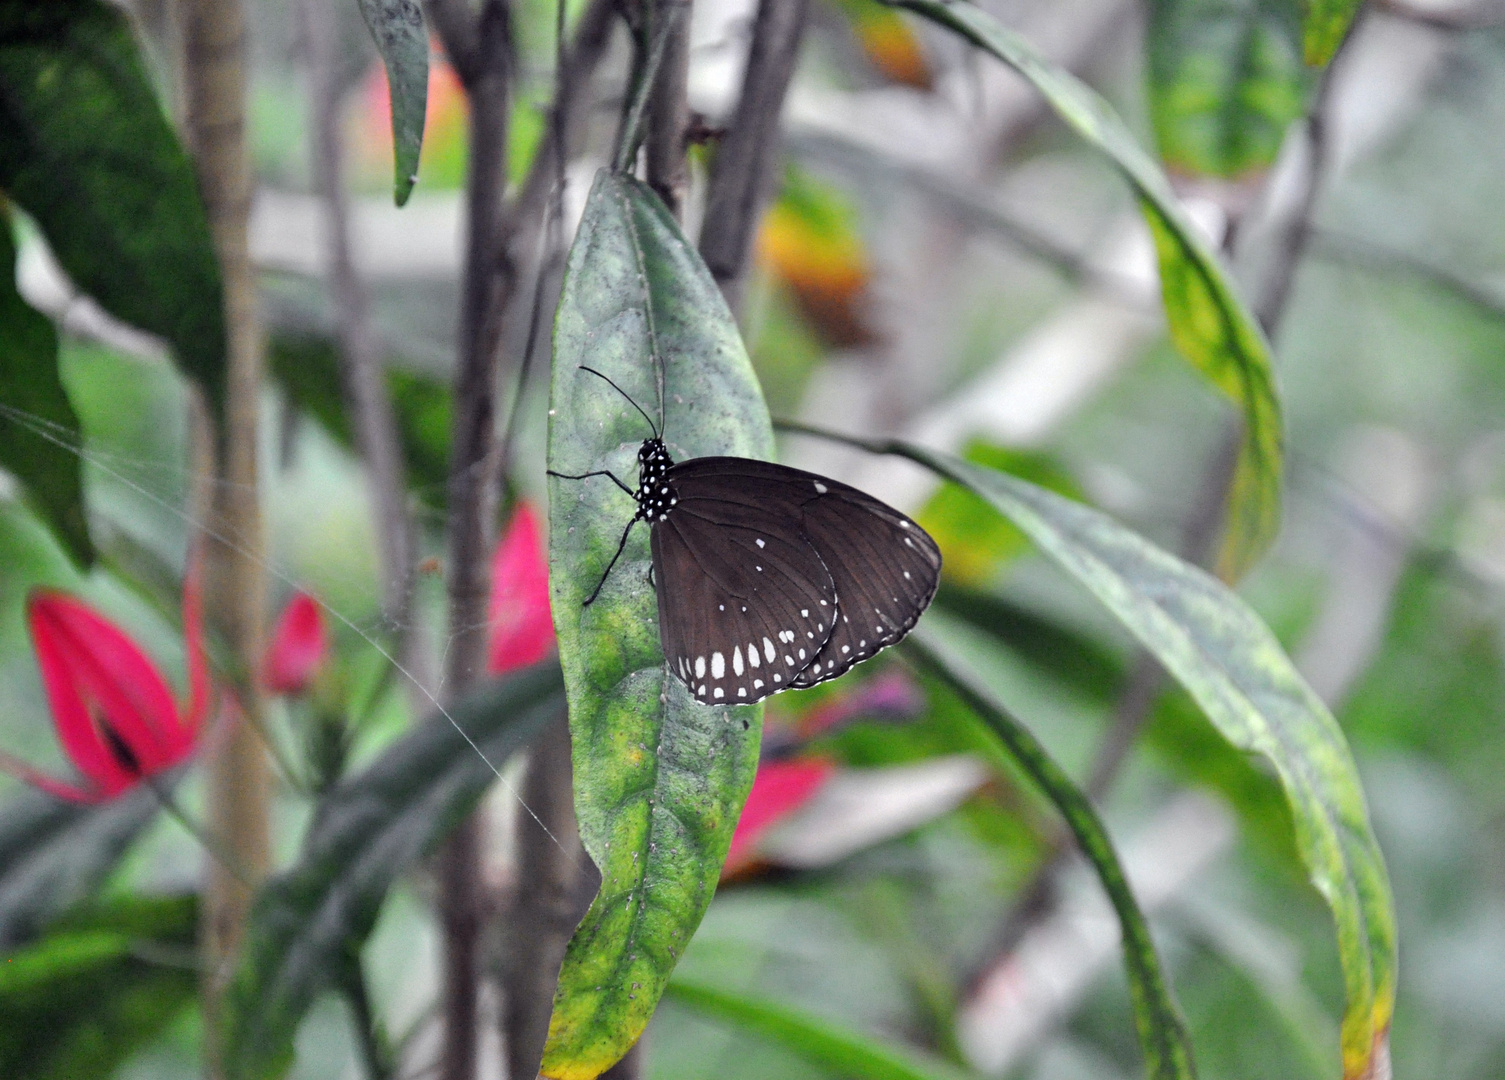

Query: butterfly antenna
left=580, top=366, right=659, bottom=438
left=583, top=515, right=640, bottom=606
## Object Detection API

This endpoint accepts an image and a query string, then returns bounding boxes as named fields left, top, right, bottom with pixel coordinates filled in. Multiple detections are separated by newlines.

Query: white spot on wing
left=733, top=647, right=744, bottom=676
left=749, top=643, right=760, bottom=668
left=695, top=656, right=706, bottom=679
left=714, top=687, right=724, bottom=699
left=814, top=482, right=828, bottom=493
left=711, top=652, right=725, bottom=679
left=763, top=638, right=776, bottom=662
left=754, top=678, right=764, bottom=689
left=756, top=538, right=765, bottom=548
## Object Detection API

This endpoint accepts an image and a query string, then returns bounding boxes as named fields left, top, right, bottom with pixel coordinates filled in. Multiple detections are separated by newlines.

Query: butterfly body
left=608, top=438, right=941, bottom=705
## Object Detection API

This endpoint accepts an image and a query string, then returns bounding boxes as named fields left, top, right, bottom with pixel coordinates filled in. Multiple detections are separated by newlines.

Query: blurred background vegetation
left=2, top=0, right=1503, bottom=1077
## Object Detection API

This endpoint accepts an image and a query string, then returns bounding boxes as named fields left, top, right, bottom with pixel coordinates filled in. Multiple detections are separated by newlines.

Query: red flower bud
left=487, top=501, right=555, bottom=675
left=262, top=591, right=330, bottom=695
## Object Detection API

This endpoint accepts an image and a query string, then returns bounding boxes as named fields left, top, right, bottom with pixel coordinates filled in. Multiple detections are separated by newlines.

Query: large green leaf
left=887, top=0, right=1282, bottom=579
left=805, top=433, right=1394, bottom=1080
left=0, top=786, right=156, bottom=950
left=905, top=628, right=1196, bottom=1080
left=0, top=217, right=91, bottom=566
left=543, top=171, right=770, bottom=1080
left=223, top=666, right=563, bottom=1080
left=1147, top=0, right=1309, bottom=177
left=356, top=0, right=428, bottom=206
left=666, top=977, right=979, bottom=1080
left=0, top=0, right=225, bottom=419
left=0, top=895, right=197, bottom=1080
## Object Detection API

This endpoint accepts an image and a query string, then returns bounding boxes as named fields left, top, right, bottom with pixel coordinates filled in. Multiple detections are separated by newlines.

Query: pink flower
left=262, top=591, right=329, bottom=695
left=724, top=757, right=836, bottom=876
left=487, top=501, right=554, bottom=674
left=2, top=567, right=209, bottom=803
left=797, top=669, right=923, bottom=737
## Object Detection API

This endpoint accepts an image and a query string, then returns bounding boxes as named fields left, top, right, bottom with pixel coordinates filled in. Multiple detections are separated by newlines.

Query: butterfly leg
left=582, top=514, right=641, bottom=606
left=547, top=468, right=635, bottom=498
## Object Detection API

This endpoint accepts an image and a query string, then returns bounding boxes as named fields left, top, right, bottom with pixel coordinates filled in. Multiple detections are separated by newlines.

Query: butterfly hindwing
left=652, top=488, right=836, bottom=705
left=654, top=457, right=940, bottom=699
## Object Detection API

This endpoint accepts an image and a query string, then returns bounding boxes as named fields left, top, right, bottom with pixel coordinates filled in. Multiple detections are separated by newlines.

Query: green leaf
left=267, top=331, right=452, bottom=506
left=0, top=0, right=226, bottom=419
left=0, top=895, right=197, bottom=1080
left=886, top=0, right=1282, bottom=579
left=356, top=0, right=429, bottom=206
left=0, top=217, right=91, bottom=566
left=1302, top=0, right=1361, bottom=66
left=821, top=434, right=1394, bottom=1080
left=666, top=977, right=979, bottom=1080
left=223, top=666, right=563, bottom=1080
left=0, top=786, right=157, bottom=950
left=904, top=629, right=1197, bottom=1080
left=1147, top=0, right=1309, bottom=177
left=543, top=170, right=771, bottom=1080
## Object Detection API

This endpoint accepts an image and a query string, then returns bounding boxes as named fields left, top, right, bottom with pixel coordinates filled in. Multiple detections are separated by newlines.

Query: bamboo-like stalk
left=174, top=0, right=269, bottom=1074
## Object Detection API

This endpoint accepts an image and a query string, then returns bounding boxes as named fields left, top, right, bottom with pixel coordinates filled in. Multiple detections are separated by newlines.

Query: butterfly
left=550, top=367, right=941, bottom=706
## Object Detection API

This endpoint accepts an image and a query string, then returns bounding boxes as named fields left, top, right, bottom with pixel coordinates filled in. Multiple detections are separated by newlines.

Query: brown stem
left=502, top=714, right=583, bottom=1079
left=174, top=0, right=269, bottom=1073
left=426, top=2, right=514, bottom=1078
left=645, top=0, right=692, bottom=218
left=697, top=0, right=811, bottom=309
left=300, top=0, right=415, bottom=627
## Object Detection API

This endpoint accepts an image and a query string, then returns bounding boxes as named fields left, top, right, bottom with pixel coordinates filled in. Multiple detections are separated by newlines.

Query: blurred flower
left=2, top=569, right=209, bottom=803
left=488, top=500, right=554, bottom=674
left=797, top=668, right=924, bottom=737
left=263, top=591, right=330, bottom=696
left=831, top=0, right=932, bottom=90
left=757, top=169, right=878, bottom=349
left=724, top=757, right=837, bottom=876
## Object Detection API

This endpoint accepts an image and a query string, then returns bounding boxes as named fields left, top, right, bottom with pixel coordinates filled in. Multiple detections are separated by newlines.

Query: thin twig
left=697, top=0, right=812, bottom=308
left=434, top=2, right=514, bottom=1077
left=645, top=0, right=693, bottom=216
left=301, top=0, right=416, bottom=631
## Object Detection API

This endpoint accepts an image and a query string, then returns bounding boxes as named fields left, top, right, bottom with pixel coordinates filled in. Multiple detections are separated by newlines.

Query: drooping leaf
left=356, top=0, right=429, bottom=206
left=0, top=894, right=197, bottom=1080
left=905, top=627, right=1197, bottom=1080
left=887, top=0, right=1282, bottom=579
left=1302, top=0, right=1362, bottom=66
left=0, top=216, right=91, bottom=566
left=223, top=666, right=563, bottom=1080
left=0, top=786, right=156, bottom=951
left=543, top=171, right=770, bottom=1080
left=814, top=433, right=1394, bottom=1080
left=666, top=976, right=979, bottom=1080
left=1147, top=0, right=1309, bottom=177
left=0, top=0, right=226, bottom=419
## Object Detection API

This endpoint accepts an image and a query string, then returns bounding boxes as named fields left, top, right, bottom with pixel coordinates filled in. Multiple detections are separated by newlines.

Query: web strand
left=0, top=401, right=567, bottom=854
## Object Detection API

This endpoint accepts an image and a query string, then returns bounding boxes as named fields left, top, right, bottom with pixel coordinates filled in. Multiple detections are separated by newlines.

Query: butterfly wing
left=658, top=457, right=940, bottom=698
left=652, top=481, right=836, bottom=705
left=790, top=479, right=941, bottom=687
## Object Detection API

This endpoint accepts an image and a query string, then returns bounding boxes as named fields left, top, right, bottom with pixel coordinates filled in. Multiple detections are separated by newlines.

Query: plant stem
left=645, top=0, right=693, bottom=217
left=175, top=0, right=269, bottom=1074
left=425, top=2, right=513, bottom=1077
left=697, top=0, right=812, bottom=308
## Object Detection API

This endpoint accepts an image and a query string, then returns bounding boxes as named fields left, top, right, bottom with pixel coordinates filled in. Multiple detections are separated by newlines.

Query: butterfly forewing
left=652, top=490, right=836, bottom=704
left=656, top=457, right=940, bottom=699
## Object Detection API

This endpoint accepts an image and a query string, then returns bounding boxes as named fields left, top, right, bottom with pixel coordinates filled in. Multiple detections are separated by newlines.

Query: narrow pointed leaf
left=0, top=218, right=91, bottom=566
left=544, top=170, right=771, bottom=1080
left=356, top=0, right=429, bottom=206
left=0, top=1, right=226, bottom=419
left=887, top=0, right=1282, bottom=578
left=223, top=666, right=562, bottom=1080
left=818, top=433, right=1394, bottom=1080
left=1147, top=0, right=1309, bottom=177
left=905, top=631, right=1195, bottom=1080
left=1302, top=0, right=1362, bottom=66
left=667, top=977, right=979, bottom=1080
left=0, top=787, right=156, bottom=950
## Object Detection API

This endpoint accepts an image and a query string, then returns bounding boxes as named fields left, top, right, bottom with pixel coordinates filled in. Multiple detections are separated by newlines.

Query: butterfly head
left=635, top=439, right=678, bottom=522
